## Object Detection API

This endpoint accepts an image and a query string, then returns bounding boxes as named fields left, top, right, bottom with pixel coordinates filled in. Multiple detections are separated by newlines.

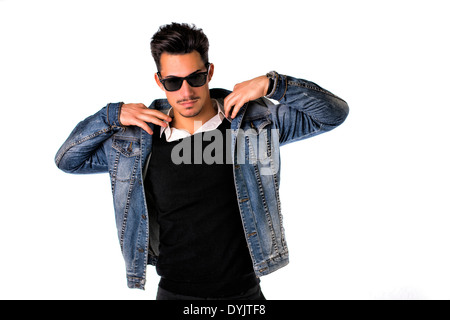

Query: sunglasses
left=157, top=63, right=211, bottom=92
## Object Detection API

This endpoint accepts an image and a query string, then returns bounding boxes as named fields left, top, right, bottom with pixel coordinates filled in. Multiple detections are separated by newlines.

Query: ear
left=155, top=73, right=165, bottom=91
left=208, top=63, right=214, bottom=83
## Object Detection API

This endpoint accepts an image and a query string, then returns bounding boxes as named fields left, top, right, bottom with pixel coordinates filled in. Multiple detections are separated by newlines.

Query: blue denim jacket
left=55, top=72, right=349, bottom=289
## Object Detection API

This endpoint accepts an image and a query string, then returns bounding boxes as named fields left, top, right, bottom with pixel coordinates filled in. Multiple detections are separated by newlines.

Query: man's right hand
left=119, top=103, right=172, bottom=135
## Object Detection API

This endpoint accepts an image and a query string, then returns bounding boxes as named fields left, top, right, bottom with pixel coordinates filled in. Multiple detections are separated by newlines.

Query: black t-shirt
left=145, top=120, right=258, bottom=298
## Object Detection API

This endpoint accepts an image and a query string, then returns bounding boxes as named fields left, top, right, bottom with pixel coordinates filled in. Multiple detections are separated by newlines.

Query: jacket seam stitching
left=119, top=156, right=139, bottom=251
left=248, top=136, right=280, bottom=255
left=280, top=75, right=288, bottom=101
left=55, top=128, right=112, bottom=165
left=287, top=80, right=347, bottom=103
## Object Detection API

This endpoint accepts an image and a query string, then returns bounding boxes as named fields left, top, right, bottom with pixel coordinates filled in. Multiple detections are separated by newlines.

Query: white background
left=1, top=0, right=449, bottom=300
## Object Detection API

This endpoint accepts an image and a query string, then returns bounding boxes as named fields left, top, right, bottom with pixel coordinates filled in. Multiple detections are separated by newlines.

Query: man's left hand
left=224, top=75, right=270, bottom=119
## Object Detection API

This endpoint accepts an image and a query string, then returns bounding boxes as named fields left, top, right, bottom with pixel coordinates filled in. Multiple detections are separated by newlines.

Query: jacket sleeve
left=54, top=102, right=124, bottom=174
left=266, top=72, right=349, bottom=146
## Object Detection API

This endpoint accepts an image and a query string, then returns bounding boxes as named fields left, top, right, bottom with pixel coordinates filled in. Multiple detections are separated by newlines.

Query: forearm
left=55, top=102, right=123, bottom=174
left=266, top=72, right=349, bottom=145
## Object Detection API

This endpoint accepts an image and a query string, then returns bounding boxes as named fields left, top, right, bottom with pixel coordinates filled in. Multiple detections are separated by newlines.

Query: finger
left=147, top=109, right=172, bottom=122
left=224, top=93, right=238, bottom=118
left=147, top=116, right=169, bottom=129
left=226, top=91, right=246, bottom=119
left=130, top=107, right=172, bottom=123
left=223, top=95, right=231, bottom=118
left=135, top=112, right=170, bottom=128
left=225, top=103, right=234, bottom=119
left=136, top=120, right=153, bottom=135
left=231, top=100, right=245, bottom=119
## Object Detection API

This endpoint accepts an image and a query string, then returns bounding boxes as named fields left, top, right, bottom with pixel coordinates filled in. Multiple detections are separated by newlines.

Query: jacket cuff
left=265, top=71, right=288, bottom=101
left=106, top=102, right=124, bottom=127
left=127, top=276, right=146, bottom=290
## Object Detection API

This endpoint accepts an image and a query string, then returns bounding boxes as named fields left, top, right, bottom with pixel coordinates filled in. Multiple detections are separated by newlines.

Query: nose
left=178, top=78, right=195, bottom=96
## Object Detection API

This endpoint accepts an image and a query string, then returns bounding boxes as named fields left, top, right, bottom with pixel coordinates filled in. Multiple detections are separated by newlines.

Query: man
left=55, top=23, right=349, bottom=300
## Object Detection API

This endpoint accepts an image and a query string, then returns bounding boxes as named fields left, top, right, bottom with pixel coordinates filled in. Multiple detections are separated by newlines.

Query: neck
left=172, top=98, right=216, bottom=134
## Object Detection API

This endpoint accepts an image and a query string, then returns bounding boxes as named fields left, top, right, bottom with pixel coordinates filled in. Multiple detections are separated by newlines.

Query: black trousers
left=156, top=283, right=266, bottom=300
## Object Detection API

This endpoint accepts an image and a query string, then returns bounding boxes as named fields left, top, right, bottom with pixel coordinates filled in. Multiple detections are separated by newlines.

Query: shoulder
left=149, top=98, right=171, bottom=114
left=244, top=97, right=274, bottom=120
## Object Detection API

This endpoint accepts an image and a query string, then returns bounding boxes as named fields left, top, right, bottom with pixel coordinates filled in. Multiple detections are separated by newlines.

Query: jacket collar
left=159, top=99, right=232, bottom=140
left=148, top=87, right=270, bottom=128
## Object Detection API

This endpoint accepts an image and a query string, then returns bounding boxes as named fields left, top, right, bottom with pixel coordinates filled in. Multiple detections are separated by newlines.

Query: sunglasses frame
left=157, top=63, right=211, bottom=92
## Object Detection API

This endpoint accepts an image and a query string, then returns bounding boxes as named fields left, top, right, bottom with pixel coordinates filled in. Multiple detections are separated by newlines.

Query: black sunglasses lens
left=162, top=71, right=208, bottom=91
left=186, top=73, right=207, bottom=87
left=164, top=78, right=183, bottom=91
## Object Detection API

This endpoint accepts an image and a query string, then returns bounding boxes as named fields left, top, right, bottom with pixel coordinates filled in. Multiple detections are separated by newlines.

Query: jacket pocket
left=112, top=136, right=141, bottom=157
left=244, top=116, right=273, bottom=162
left=111, top=136, right=141, bottom=182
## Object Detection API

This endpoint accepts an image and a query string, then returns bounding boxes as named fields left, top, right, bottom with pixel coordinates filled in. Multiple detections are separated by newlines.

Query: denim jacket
left=55, top=72, right=349, bottom=289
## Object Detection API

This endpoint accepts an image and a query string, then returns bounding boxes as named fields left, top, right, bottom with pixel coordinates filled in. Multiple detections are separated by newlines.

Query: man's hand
left=120, top=103, right=172, bottom=135
left=224, top=75, right=270, bottom=119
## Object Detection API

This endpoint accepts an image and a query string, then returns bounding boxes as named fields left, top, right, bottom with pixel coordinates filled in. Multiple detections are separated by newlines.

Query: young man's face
left=155, top=50, right=214, bottom=119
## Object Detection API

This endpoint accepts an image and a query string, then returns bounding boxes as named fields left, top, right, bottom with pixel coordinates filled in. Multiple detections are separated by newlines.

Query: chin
left=178, top=106, right=203, bottom=118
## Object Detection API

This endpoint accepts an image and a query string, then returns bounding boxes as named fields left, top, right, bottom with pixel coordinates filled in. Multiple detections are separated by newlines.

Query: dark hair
left=150, top=22, right=209, bottom=72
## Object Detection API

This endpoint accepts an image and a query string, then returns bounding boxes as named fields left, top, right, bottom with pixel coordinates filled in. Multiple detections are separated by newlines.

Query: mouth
left=179, top=99, right=199, bottom=108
